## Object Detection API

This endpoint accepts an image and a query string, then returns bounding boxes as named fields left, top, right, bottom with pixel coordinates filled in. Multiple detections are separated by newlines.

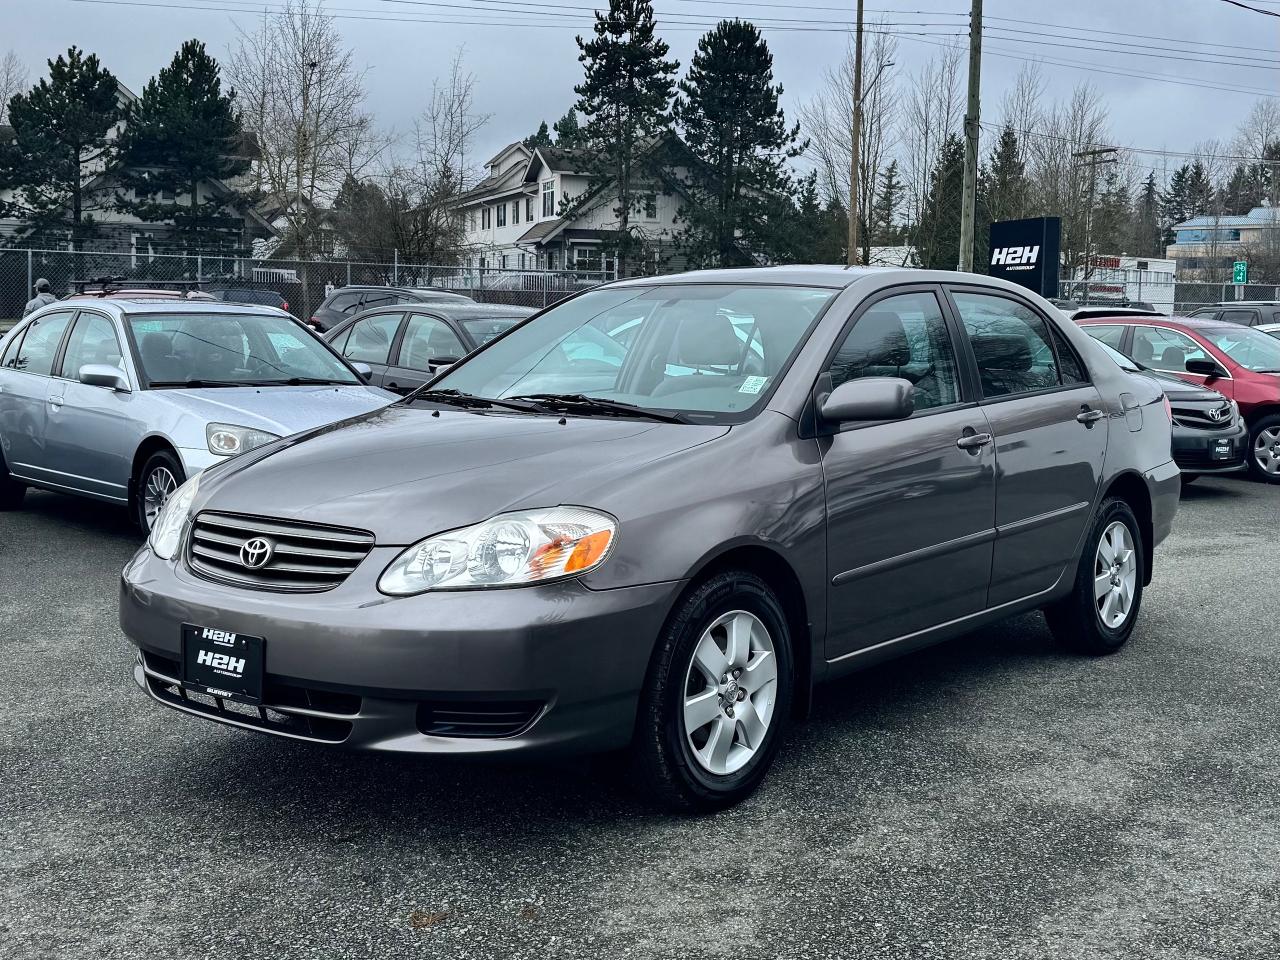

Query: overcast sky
left=4, top=0, right=1277, bottom=173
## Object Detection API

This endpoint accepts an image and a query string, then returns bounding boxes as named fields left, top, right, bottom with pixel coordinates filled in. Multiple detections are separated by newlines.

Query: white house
left=453, top=134, right=693, bottom=275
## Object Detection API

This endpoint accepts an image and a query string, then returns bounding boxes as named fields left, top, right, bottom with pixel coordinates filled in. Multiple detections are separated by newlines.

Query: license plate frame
left=180, top=623, right=264, bottom=705
left=1212, top=439, right=1233, bottom=461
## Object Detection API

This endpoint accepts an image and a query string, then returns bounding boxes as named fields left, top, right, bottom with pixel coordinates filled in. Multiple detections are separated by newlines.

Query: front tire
left=630, top=570, right=793, bottom=813
left=1045, top=497, right=1144, bottom=655
left=133, top=450, right=185, bottom=534
left=1247, top=414, right=1280, bottom=483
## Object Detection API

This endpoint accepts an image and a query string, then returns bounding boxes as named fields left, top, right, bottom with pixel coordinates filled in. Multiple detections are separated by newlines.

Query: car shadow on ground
left=18, top=489, right=138, bottom=541
left=1178, top=478, right=1252, bottom=501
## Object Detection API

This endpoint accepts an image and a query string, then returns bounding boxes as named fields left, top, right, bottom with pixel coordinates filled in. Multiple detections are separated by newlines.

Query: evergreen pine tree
left=552, top=109, right=580, bottom=144
left=1132, top=173, right=1163, bottom=257
left=915, top=135, right=965, bottom=269
left=0, top=47, right=121, bottom=250
left=566, top=0, right=678, bottom=274
left=871, top=160, right=903, bottom=245
left=671, top=19, right=803, bottom=267
left=114, top=40, right=249, bottom=251
left=523, top=121, right=553, bottom=150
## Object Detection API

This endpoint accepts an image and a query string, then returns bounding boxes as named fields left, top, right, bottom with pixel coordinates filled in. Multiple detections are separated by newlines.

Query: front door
left=1128, top=324, right=1233, bottom=399
left=948, top=288, right=1109, bottom=606
left=384, top=313, right=468, bottom=394
left=334, top=311, right=405, bottom=388
left=43, top=311, right=136, bottom=501
left=822, top=288, right=997, bottom=661
left=0, top=310, right=75, bottom=482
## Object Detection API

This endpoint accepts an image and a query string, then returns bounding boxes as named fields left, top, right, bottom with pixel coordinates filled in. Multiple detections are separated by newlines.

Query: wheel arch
left=675, top=542, right=815, bottom=721
left=1100, top=471, right=1154, bottom=586
left=129, top=435, right=183, bottom=507
left=1242, top=404, right=1280, bottom=429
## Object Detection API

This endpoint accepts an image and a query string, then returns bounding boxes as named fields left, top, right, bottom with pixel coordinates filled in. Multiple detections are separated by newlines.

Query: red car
left=1077, top=315, right=1280, bottom=482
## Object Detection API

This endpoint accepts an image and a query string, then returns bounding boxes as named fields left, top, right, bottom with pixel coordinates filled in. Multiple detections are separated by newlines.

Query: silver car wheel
left=682, top=609, right=778, bottom=776
left=1253, top=426, right=1280, bottom=475
left=143, top=466, right=177, bottom=528
left=1094, top=520, right=1137, bottom=630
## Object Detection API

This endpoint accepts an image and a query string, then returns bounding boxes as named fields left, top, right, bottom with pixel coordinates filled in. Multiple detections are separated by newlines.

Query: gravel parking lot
left=2, top=479, right=1278, bottom=959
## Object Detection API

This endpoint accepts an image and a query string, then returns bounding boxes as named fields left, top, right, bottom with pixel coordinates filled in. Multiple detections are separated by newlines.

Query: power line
left=1216, top=0, right=1280, bottom=16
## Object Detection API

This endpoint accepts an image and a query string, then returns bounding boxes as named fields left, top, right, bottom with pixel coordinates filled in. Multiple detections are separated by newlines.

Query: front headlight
left=1230, top=400, right=1241, bottom=424
left=148, top=473, right=201, bottom=560
left=378, top=506, right=617, bottom=595
left=207, top=422, right=280, bottom=457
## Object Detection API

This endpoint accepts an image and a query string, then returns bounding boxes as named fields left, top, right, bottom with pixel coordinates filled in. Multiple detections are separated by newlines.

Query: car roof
left=1071, top=307, right=1166, bottom=320
left=400, top=302, right=535, bottom=319
left=1214, top=301, right=1280, bottom=306
left=607, top=264, right=899, bottom=289
left=62, top=298, right=296, bottom=317
left=1076, top=314, right=1223, bottom=329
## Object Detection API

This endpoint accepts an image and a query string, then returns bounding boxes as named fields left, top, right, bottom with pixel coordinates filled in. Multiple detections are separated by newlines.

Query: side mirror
left=78, top=363, right=131, bottom=393
left=1185, top=358, right=1227, bottom=379
left=431, top=356, right=461, bottom=366
left=819, top=377, right=914, bottom=424
left=350, top=361, right=373, bottom=381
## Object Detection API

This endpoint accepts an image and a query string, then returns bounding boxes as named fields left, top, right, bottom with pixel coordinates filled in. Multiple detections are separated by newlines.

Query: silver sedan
left=0, top=298, right=395, bottom=530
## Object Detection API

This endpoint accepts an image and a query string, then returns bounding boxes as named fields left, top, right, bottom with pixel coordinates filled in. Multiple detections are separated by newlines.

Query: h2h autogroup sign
left=987, top=217, right=1061, bottom=299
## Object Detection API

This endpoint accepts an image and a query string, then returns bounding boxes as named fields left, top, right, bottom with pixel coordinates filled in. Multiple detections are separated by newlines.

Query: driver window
left=828, top=292, right=960, bottom=410
left=60, top=314, right=124, bottom=379
left=400, top=316, right=465, bottom=369
left=1131, top=327, right=1206, bottom=372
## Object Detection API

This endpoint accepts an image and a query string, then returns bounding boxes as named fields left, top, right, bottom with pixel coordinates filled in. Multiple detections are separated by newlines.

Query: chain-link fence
left=0, top=248, right=615, bottom=327
left=1061, top=271, right=1280, bottom=315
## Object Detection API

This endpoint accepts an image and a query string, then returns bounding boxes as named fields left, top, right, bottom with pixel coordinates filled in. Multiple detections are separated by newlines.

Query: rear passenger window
left=1050, top=325, right=1088, bottom=384
left=1, top=327, right=27, bottom=369
left=829, top=291, right=960, bottom=411
left=1083, top=324, right=1125, bottom=350
left=342, top=313, right=402, bottom=364
left=951, top=292, right=1060, bottom=398
left=1219, top=309, right=1257, bottom=326
left=327, top=292, right=363, bottom=315
left=6, top=311, right=73, bottom=376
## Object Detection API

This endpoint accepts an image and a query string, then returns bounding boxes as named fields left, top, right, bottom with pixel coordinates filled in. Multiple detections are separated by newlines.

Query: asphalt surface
left=2, top=479, right=1278, bottom=959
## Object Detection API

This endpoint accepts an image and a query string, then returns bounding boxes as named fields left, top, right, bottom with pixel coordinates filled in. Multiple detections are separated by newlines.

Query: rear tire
left=1045, top=497, right=1144, bottom=656
left=133, top=450, right=185, bottom=534
left=0, top=447, right=25, bottom=510
left=1246, top=414, right=1280, bottom=483
left=630, top=570, right=793, bottom=813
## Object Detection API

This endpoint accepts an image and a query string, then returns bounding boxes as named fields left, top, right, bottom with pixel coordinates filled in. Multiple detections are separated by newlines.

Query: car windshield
left=1199, top=325, right=1280, bottom=373
left=458, top=316, right=523, bottom=346
left=128, top=312, right=359, bottom=387
left=431, top=284, right=838, bottom=421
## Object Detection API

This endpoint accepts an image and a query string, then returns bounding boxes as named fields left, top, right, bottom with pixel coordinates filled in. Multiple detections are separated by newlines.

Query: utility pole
left=957, top=0, right=983, bottom=272
left=847, top=0, right=865, bottom=266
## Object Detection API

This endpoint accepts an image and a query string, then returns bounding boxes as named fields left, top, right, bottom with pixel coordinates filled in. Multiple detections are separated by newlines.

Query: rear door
left=43, top=310, right=138, bottom=500
left=821, top=286, right=997, bottom=660
left=384, top=312, right=468, bottom=393
left=946, top=286, right=1108, bottom=607
left=0, top=310, right=75, bottom=482
left=332, top=311, right=405, bottom=387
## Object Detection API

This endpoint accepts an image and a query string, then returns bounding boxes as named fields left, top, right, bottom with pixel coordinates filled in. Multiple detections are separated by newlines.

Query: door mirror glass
left=350, top=361, right=373, bottom=380
left=78, top=363, right=131, bottom=392
left=1185, top=357, right=1226, bottom=378
left=820, top=377, right=914, bottom=424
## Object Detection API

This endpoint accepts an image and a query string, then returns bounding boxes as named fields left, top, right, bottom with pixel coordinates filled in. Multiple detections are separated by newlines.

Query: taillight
left=282, top=301, right=289, bottom=312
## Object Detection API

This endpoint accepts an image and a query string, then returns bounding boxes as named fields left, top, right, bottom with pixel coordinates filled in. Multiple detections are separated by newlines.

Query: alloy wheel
left=682, top=609, right=779, bottom=776
left=1253, top=426, right=1280, bottom=476
left=143, top=466, right=178, bottom=528
left=1094, top=520, right=1137, bottom=630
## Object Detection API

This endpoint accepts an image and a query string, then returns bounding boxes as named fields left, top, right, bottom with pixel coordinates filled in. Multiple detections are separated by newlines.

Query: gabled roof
left=1175, top=205, right=1280, bottom=230
left=484, top=141, right=532, bottom=169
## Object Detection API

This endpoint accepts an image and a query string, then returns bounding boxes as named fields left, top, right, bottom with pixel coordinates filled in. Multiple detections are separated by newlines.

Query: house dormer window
left=542, top=180, right=555, bottom=218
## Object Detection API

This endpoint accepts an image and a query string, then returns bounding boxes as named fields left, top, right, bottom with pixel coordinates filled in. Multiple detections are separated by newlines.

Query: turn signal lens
left=378, top=507, right=617, bottom=595
left=1162, top=396, right=1172, bottom=423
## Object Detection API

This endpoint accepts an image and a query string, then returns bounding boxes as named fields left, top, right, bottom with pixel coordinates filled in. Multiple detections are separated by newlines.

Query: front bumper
left=120, top=547, right=680, bottom=755
left=1171, top=420, right=1248, bottom=475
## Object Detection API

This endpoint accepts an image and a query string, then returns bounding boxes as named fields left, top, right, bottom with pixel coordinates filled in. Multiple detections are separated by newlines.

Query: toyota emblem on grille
left=239, top=537, right=274, bottom=569
left=1209, top=406, right=1227, bottom=422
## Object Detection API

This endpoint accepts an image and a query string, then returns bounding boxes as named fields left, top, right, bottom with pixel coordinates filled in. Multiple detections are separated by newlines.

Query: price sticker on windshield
left=739, top=376, right=769, bottom=395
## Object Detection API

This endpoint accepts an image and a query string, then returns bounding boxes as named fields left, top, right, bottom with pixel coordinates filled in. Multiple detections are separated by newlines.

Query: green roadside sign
left=1233, top=260, right=1248, bottom=284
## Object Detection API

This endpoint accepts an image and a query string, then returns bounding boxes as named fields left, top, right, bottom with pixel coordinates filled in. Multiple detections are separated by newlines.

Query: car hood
left=1138, top=369, right=1225, bottom=402
left=155, top=385, right=397, bottom=437
left=196, top=405, right=730, bottom=544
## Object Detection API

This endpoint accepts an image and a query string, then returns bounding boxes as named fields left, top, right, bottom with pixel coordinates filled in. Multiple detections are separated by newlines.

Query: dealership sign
left=988, top=217, right=1061, bottom=298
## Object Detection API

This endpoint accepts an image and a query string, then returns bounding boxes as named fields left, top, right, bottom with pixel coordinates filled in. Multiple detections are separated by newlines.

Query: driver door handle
left=956, top=432, right=993, bottom=451
left=1076, top=407, right=1106, bottom=425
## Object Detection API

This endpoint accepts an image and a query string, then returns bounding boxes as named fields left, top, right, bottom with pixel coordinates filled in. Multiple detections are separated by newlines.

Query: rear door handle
left=1076, top=407, right=1106, bottom=425
left=956, top=432, right=993, bottom=451
left=48, top=396, right=64, bottom=408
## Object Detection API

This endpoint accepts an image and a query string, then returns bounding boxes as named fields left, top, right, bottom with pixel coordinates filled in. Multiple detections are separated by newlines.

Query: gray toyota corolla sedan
left=0, top=299, right=395, bottom=531
left=120, top=266, right=1180, bottom=810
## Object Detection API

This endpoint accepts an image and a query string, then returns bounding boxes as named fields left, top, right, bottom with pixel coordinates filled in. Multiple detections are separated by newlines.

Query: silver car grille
left=1171, top=402, right=1235, bottom=430
left=187, top=512, right=375, bottom=592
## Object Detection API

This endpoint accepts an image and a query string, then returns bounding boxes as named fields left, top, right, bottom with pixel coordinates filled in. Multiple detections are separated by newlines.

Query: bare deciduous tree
left=900, top=43, right=963, bottom=257
left=0, top=50, right=28, bottom=124
left=1232, top=99, right=1280, bottom=159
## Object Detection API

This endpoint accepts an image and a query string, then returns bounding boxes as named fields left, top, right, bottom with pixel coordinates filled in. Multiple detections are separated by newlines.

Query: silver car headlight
left=207, top=422, right=281, bottom=457
left=378, top=506, right=617, bottom=595
left=148, top=473, right=201, bottom=560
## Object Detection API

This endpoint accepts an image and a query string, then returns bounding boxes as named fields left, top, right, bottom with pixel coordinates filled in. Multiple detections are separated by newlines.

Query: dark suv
left=1187, top=303, right=1280, bottom=328
left=309, top=285, right=473, bottom=332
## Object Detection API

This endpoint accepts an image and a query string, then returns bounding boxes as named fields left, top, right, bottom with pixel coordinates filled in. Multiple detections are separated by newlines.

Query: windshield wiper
left=147, top=379, right=245, bottom=389
left=248, top=377, right=354, bottom=386
left=507, top=393, right=689, bottom=424
left=409, top=388, right=541, bottom=413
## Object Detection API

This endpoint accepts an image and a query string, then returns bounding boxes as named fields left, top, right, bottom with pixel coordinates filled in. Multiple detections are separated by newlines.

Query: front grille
left=141, top=651, right=358, bottom=743
left=416, top=700, right=544, bottom=739
left=187, top=512, right=374, bottom=592
left=1171, top=402, right=1235, bottom=431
